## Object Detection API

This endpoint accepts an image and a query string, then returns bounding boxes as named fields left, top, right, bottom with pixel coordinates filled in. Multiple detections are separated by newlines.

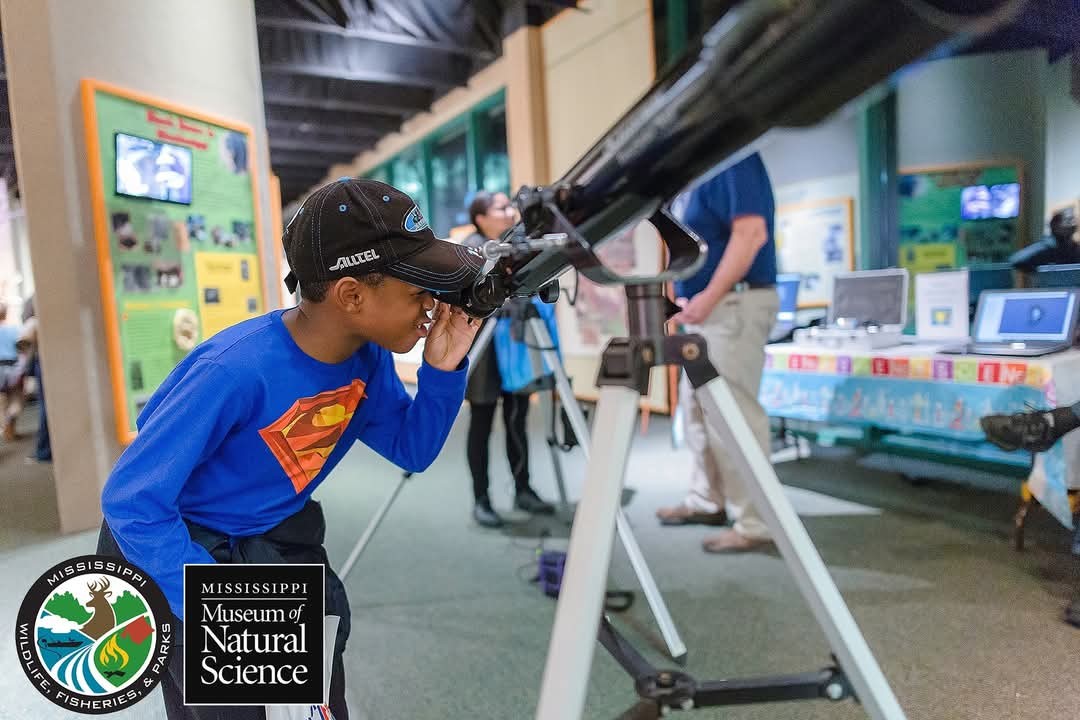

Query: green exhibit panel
left=81, top=79, right=266, bottom=442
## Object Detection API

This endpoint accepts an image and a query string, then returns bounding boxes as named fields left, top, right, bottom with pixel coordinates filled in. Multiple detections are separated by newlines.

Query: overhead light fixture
left=298, top=122, right=313, bottom=133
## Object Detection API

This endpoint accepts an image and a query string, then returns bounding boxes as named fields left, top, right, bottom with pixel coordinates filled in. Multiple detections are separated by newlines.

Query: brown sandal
left=656, top=504, right=729, bottom=527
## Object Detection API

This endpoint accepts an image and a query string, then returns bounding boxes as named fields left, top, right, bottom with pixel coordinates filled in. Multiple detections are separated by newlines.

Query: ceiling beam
left=262, top=91, right=418, bottom=118
left=265, top=118, right=382, bottom=138
left=264, top=105, right=401, bottom=135
left=275, top=171, right=327, bottom=184
left=278, top=171, right=327, bottom=186
left=279, top=184, right=323, bottom=198
left=255, top=17, right=496, bottom=60
left=260, top=62, right=456, bottom=91
left=270, top=150, right=362, bottom=168
left=269, top=137, right=367, bottom=155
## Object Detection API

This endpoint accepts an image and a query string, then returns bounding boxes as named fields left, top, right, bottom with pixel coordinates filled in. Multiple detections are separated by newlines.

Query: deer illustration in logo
left=80, top=578, right=116, bottom=640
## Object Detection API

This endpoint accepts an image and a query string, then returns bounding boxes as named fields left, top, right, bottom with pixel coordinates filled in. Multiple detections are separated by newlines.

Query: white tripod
left=534, top=283, right=906, bottom=720
left=338, top=302, right=688, bottom=663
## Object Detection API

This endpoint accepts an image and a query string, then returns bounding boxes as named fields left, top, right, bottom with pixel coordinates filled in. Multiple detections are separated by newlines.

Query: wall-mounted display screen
left=960, top=182, right=1020, bottom=221
left=115, top=131, right=193, bottom=205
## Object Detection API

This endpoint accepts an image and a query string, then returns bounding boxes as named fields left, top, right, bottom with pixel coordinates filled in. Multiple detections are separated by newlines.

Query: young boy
left=97, top=178, right=484, bottom=720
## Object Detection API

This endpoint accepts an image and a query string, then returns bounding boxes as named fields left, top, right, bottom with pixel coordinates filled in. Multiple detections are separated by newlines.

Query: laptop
left=829, top=268, right=909, bottom=330
left=768, top=273, right=801, bottom=342
left=942, top=288, right=1080, bottom=357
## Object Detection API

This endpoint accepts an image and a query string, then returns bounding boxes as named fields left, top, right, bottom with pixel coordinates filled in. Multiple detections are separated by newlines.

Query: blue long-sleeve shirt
left=674, top=152, right=777, bottom=299
left=100, top=309, right=467, bottom=620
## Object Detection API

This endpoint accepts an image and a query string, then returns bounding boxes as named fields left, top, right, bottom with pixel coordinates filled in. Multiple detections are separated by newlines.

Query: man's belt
left=733, top=281, right=776, bottom=293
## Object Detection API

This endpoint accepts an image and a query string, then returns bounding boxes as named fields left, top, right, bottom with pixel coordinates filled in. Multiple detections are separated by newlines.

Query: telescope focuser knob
left=481, top=234, right=571, bottom=260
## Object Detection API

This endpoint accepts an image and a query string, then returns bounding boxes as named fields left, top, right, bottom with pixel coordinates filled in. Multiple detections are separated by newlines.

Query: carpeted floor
left=2, top=402, right=1079, bottom=719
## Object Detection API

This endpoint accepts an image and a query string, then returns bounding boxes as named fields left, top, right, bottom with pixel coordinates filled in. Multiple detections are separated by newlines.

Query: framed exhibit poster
left=775, top=196, right=855, bottom=308
left=898, top=161, right=1023, bottom=329
left=81, top=79, right=265, bottom=443
left=899, top=162, right=1023, bottom=269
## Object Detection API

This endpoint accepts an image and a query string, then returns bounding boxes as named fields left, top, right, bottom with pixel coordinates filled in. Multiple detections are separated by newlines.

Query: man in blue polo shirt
left=657, top=152, right=780, bottom=553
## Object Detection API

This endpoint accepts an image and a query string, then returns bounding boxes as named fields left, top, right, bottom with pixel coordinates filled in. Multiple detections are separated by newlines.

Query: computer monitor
left=972, top=289, right=1078, bottom=343
left=1031, top=263, right=1080, bottom=290
left=775, top=273, right=800, bottom=322
left=967, top=263, right=1014, bottom=307
left=829, top=269, right=908, bottom=329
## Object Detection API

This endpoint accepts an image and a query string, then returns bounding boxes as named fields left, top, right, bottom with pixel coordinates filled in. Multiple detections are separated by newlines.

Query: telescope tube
left=507, top=0, right=1025, bottom=295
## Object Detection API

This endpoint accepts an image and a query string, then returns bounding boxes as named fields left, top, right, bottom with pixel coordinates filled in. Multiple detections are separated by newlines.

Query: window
left=367, top=164, right=391, bottom=185
left=479, top=105, right=509, bottom=195
left=430, top=125, right=470, bottom=235
left=390, top=149, right=425, bottom=204
left=363, top=90, right=508, bottom=235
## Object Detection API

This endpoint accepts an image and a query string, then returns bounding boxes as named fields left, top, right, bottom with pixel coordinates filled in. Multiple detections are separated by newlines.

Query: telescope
left=440, top=0, right=1026, bottom=319
left=418, top=1, right=1033, bottom=718
left=428, top=2, right=1032, bottom=719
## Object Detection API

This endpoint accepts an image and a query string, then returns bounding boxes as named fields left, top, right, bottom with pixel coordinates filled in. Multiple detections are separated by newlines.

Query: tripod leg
left=545, top=431, right=572, bottom=516
left=339, top=318, right=499, bottom=581
left=614, top=511, right=687, bottom=663
left=524, top=316, right=572, bottom=513
left=527, top=317, right=688, bottom=662
left=693, top=374, right=906, bottom=720
left=536, top=385, right=641, bottom=720
left=339, top=471, right=408, bottom=580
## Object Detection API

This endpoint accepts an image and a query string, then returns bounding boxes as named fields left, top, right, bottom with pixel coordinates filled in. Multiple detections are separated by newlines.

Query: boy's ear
left=329, top=277, right=365, bottom=313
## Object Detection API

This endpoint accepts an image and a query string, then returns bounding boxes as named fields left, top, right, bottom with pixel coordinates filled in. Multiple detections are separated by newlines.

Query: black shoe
left=1065, top=598, right=1080, bottom=629
left=980, top=406, right=1078, bottom=453
left=473, top=499, right=504, bottom=528
left=515, top=488, right=555, bottom=515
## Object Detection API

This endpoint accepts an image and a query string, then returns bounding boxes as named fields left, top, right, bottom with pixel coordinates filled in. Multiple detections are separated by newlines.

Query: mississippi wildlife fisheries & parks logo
left=15, top=554, right=173, bottom=714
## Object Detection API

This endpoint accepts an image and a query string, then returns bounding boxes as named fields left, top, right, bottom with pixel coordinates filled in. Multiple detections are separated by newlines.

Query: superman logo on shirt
left=259, top=380, right=367, bottom=493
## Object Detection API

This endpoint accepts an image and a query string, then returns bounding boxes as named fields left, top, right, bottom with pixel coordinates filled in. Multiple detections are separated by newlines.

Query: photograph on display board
left=81, top=79, right=266, bottom=441
left=775, top=196, right=854, bottom=308
left=114, top=131, right=193, bottom=205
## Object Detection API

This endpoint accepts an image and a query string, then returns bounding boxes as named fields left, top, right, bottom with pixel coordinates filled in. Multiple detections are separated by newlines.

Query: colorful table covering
left=761, top=344, right=1080, bottom=527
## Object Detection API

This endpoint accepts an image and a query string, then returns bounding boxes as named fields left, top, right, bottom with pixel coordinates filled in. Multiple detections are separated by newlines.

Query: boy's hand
left=423, top=301, right=480, bottom=372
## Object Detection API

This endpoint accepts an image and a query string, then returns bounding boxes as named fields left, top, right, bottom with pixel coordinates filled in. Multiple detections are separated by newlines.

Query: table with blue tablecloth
left=760, top=343, right=1080, bottom=532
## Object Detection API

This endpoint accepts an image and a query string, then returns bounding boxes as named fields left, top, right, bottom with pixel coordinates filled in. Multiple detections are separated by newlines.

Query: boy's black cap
left=283, top=177, right=485, bottom=294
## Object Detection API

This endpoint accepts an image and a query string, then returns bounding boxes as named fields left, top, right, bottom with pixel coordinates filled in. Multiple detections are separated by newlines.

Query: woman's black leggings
left=467, top=392, right=531, bottom=501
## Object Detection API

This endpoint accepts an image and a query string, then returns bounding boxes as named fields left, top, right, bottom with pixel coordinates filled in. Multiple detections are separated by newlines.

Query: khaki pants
left=679, top=288, right=779, bottom=540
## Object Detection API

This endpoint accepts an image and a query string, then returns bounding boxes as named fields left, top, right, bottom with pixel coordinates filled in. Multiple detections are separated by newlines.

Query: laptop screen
left=831, top=271, right=906, bottom=327
left=776, top=274, right=800, bottom=322
left=974, top=291, right=1077, bottom=343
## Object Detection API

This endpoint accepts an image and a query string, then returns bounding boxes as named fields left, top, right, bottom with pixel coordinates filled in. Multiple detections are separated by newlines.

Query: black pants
left=153, top=624, right=348, bottom=720
left=97, top=503, right=349, bottom=720
left=468, top=392, right=531, bottom=501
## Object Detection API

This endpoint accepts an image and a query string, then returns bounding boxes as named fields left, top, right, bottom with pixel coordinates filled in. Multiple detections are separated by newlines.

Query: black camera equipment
left=1009, top=206, right=1080, bottom=271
